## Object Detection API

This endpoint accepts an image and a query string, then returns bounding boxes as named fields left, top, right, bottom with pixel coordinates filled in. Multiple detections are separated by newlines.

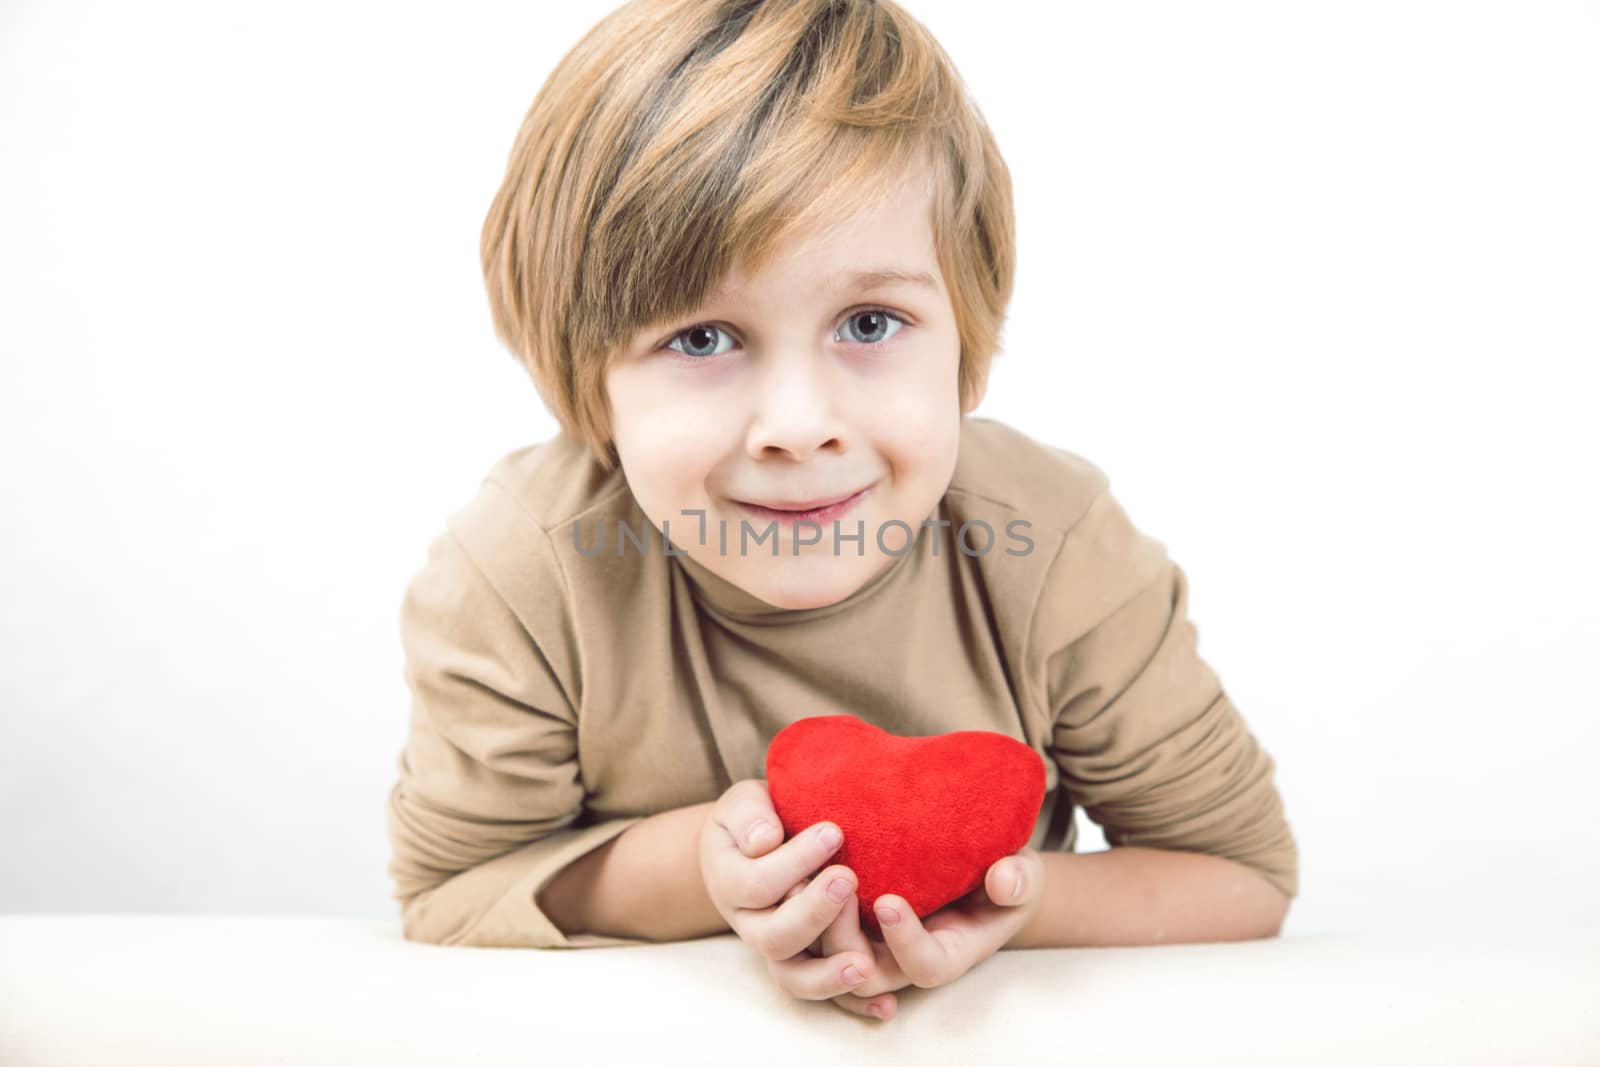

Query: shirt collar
left=669, top=507, right=928, bottom=625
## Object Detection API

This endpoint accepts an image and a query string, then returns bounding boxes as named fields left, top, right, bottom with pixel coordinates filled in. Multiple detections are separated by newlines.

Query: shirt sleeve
left=1036, top=487, right=1299, bottom=899
left=385, top=522, right=650, bottom=949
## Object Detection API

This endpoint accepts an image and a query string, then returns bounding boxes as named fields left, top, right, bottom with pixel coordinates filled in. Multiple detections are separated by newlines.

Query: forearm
left=1005, top=846, right=1291, bottom=950
left=537, top=801, right=728, bottom=942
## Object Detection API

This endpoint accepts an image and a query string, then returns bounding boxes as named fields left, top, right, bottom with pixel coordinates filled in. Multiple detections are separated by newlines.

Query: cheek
left=621, top=428, right=709, bottom=508
left=881, top=414, right=960, bottom=490
left=608, top=372, right=728, bottom=507
left=874, top=346, right=962, bottom=459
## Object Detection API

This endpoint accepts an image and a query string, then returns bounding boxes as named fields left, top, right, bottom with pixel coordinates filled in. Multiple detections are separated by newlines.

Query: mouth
left=733, top=484, right=874, bottom=526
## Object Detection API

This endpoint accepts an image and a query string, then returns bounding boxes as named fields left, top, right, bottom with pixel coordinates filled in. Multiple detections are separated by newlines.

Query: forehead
left=713, top=165, right=943, bottom=298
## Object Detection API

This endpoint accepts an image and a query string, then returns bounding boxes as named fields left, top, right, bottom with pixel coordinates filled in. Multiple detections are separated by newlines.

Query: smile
left=733, top=486, right=874, bottom=526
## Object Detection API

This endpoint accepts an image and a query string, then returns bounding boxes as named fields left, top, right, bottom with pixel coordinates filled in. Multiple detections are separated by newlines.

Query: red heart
left=764, top=714, right=1046, bottom=939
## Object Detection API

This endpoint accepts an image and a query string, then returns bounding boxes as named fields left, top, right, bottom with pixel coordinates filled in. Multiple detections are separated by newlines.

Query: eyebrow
left=708, top=266, right=940, bottom=301
left=822, top=268, right=940, bottom=294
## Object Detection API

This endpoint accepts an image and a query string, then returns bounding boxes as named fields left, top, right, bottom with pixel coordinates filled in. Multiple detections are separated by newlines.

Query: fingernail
left=841, top=965, right=864, bottom=985
left=877, top=903, right=900, bottom=927
left=818, top=824, right=842, bottom=850
left=868, top=1003, right=886, bottom=1019
left=747, top=820, right=775, bottom=848
left=1012, top=869, right=1024, bottom=899
left=827, top=877, right=852, bottom=903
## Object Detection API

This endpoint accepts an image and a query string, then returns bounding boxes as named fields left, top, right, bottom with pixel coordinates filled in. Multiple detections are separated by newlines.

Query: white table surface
left=2, top=916, right=1596, bottom=1066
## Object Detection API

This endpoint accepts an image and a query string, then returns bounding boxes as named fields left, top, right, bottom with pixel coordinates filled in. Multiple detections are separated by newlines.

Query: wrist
left=577, top=801, right=724, bottom=942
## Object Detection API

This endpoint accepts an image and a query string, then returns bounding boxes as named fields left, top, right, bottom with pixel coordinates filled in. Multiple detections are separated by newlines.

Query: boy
left=386, top=0, right=1296, bottom=1024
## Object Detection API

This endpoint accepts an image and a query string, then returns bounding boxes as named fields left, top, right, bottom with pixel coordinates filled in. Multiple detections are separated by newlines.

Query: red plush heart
left=764, top=714, right=1046, bottom=939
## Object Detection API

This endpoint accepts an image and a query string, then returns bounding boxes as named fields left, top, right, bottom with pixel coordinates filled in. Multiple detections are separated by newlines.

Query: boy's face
left=604, top=164, right=967, bottom=610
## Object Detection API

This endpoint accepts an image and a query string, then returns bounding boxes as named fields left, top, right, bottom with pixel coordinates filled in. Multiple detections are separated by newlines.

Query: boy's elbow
left=1232, top=860, right=1293, bottom=940
left=1257, top=885, right=1292, bottom=939
left=397, top=892, right=440, bottom=946
left=395, top=885, right=464, bottom=948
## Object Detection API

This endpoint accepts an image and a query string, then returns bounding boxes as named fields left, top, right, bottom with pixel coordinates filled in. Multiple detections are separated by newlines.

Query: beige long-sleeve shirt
left=384, top=415, right=1298, bottom=950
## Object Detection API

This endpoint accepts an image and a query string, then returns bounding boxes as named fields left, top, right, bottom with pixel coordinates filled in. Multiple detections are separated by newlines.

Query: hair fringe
left=481, top=0, right=1015, bottom=471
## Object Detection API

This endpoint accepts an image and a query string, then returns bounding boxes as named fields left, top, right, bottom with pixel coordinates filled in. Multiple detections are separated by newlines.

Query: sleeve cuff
left=401, top=816, right=651, bottom=949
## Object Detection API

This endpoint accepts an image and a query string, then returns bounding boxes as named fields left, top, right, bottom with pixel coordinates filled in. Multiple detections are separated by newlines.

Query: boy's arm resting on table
left=1015, top=487, right=1298, bottom=951
left=385, top=524, right=659, bottom=950
left=535, top=799, right=729, bottom=943
left=390, top=789, right=646, bottom=949
left=1007, top=847, right=1289, bottom=951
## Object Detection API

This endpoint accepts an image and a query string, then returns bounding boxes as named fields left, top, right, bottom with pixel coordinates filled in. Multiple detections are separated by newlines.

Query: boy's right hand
left=698, top=778, right=880, bottom=1004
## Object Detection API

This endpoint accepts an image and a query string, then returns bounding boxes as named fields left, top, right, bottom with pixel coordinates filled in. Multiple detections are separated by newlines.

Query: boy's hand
left=819, top=845, right=1048, bottom=1022
left=698, top=779, right=881, bottom=1003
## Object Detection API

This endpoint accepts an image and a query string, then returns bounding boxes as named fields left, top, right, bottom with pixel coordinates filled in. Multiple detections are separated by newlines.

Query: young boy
left=386, top=0, right=1296, bottom=1023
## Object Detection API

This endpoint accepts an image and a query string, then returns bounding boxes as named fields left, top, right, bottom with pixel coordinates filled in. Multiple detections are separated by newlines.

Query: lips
left=733, top=484, right=874, bottom=526
left=739, top=487, right=866, bottom=512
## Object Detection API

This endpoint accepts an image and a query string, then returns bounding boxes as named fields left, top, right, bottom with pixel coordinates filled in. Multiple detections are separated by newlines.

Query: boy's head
left=482, top=0, right=1015, bottom=608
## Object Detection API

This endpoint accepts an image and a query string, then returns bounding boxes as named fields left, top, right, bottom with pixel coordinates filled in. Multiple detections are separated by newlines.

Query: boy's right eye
left=666, top=324, right=736, bottom=359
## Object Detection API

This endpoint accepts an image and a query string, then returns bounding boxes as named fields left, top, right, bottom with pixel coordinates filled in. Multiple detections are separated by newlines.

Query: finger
left=874, top=894, right=961, bottom=989
left=730, top=820, right=846, bottom=911
left=779, top=880, right=842, bottom=959
left=985, top=859, right=1026, bottom=906
left=823, top=883, right=914, bottom=998
left=820, top=883, right=877, bottom=981
left=785, top=881, right=828, bottom=957
left=766, top=930, right=876, bottom=1002
left=708, top=779, right=785, bottom=861
left=820, top=880, right=869, bottom=958
left=985, top=848, right=1045, bottom=907
left=746, top=863, right=857, bottom=962
left=830, top=989, right=898, bottom=1021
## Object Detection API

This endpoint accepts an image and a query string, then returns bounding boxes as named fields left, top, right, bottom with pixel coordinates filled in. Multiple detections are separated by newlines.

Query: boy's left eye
left=663, top=309, right=907, bottom=359
left=835, top=309, right=906, bottom=346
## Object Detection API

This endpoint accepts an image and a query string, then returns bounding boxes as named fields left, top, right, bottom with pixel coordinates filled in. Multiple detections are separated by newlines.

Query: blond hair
left=481, top=0, right=1015, bottom=471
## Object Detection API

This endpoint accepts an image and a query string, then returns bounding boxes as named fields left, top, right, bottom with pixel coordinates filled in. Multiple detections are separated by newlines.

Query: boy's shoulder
left=438, top=430, right=640, bottom=595
left=470, top=429, right=633, bottom=534
left=949, top=417, right=1113, bottom=538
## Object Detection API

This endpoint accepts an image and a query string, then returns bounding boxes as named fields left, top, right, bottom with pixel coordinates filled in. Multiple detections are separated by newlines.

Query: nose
left=744, top=349, right=848, bottom=461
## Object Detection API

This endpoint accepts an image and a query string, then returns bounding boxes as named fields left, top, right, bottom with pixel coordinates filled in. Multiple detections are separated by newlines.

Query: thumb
left=989, top=858, right=1028, bottom=905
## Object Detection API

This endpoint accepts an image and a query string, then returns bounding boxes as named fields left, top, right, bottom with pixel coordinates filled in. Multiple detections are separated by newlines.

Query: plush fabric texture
left=765, top=714, right=1047, bottom=938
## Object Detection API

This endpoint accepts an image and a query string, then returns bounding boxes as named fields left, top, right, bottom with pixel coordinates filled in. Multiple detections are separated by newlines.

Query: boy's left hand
left=809, top=845, right=1047, bottom=1022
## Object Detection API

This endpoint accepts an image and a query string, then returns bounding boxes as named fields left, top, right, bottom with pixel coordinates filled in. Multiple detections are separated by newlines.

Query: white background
left=2, top=0, right=1595, bottom=938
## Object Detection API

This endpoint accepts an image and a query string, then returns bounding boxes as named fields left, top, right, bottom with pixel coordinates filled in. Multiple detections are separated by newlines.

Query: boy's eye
left=666, top=324, right=735, bottom=359
left=665, top=310, right=906, bottom=359
left=836, top=310, right=905, bottom=346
